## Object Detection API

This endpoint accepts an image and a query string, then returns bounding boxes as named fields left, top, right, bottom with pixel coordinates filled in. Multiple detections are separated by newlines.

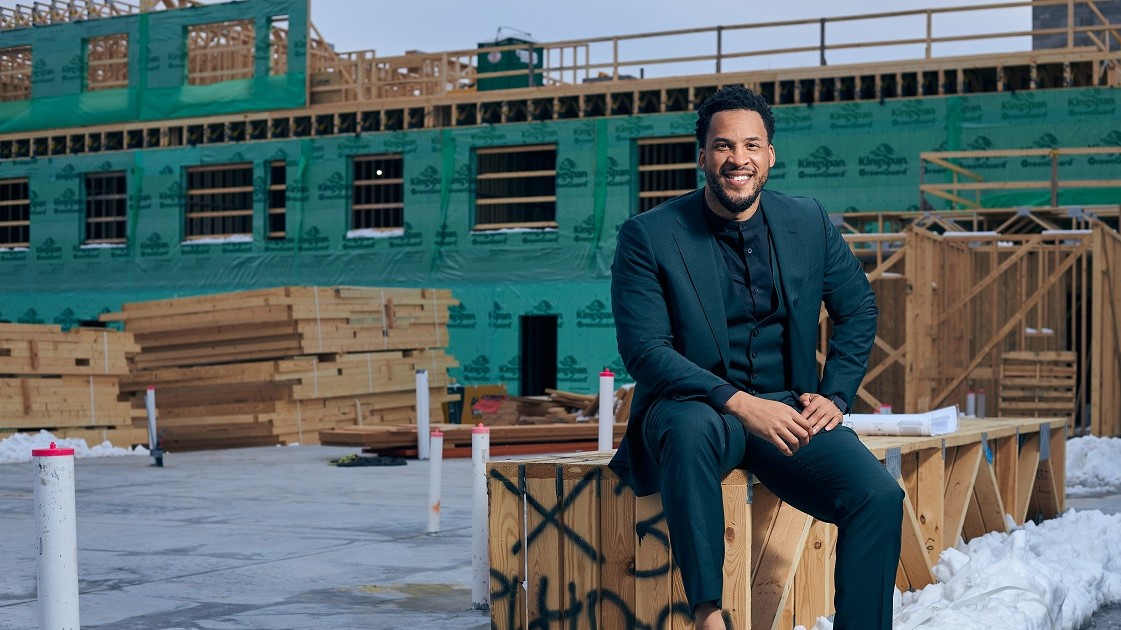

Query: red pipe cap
left=32, top=442, right=75, bottom=457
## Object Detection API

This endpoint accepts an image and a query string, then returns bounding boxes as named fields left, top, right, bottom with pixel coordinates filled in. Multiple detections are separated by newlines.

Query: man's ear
left=768, top=144, right=776, bottom=168
left=698, top=149, right=706, bottom=169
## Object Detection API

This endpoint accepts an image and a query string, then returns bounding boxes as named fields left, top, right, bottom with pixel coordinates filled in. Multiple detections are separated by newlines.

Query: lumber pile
left=102, top=286, right=459, bottom=451
left=0, top=323, right=145, bottom=446
left=101, top=286, right=452, bottom=369
left=320, top=385, right=636, bottom=457
left=319, top=421, right=628, bottom=458
left=469, top=385, right=635, bottom=426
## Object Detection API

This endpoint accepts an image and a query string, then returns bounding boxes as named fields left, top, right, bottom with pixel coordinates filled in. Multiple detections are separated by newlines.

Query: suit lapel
left=760, top=190, right=803, bottom=310
left=673, top=193, right=729, bottom=367
left=761, top=190, right=813, bottom=379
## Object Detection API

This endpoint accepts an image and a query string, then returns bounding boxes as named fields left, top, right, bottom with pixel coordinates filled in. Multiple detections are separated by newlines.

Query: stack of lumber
left=0, top=323, right=145, bottom=446
left=101, top=286, right=453, bottom=369
left=322, top=385, right=636, bottom=457
left=102, top=286, right=459, bottom=451
left=469, top=386, right=635, bottom=426
left=319, top=421, right=628, bottom=458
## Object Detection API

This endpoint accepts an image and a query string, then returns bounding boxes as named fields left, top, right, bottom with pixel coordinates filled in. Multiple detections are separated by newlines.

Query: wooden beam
left=1014, top=434, right=1041, bottom=523
left=943, top=443, right=982, bottom=546
left=898, top=484, right=935, bottom=590
left=751, top=487, right=813, bottom=630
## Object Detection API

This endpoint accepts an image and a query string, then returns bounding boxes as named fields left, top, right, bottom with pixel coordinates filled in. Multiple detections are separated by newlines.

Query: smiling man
left=609, top=85, right=903, bottom=630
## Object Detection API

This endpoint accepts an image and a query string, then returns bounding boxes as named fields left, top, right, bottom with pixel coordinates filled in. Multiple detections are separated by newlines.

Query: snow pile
left=891, top=510, right=1121, bottom=630
left=0, top=430, right=147, bottom=465
left=796, top=433, right=1121, bottom=630
left=1066, top=435, right=1121, bottom=497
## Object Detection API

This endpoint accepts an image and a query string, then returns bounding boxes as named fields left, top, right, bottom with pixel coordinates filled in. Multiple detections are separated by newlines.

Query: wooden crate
left=487, top=417, right=1066, bottom=629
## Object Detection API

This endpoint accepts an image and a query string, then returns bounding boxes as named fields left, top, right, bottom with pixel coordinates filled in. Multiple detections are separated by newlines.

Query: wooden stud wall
left=87, top=33, right=129, bottom=91
left=1092, top=226, right=1121, bottom=436
left=832, top=224, right=1118, bottom=437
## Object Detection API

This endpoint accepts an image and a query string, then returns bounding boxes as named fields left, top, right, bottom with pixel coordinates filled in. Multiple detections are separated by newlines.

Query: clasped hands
left=723, top=391, right=843, bottom=456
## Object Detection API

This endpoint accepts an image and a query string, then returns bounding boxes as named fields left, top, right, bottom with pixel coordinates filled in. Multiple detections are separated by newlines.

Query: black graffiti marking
left=496, top=576, right=716, bottom=630
left=489, top=467, right=711, bottom=629
left=633, top=511, right=672, bottom=578
left=497, top=468, right=601, bottom=563
left=612, top=475, right=628, bottom=496
left=490, top=568, right=523, bottom=630
left=586, top=589, right=646, bottom=629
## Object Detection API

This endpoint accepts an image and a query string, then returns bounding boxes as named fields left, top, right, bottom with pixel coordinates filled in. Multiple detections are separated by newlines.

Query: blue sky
left=305, top=0, right=1033, bottom=65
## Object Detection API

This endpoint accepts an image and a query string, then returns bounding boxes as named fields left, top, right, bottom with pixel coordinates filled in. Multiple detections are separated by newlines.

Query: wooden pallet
left=999, top=351, right=1077, bottom=421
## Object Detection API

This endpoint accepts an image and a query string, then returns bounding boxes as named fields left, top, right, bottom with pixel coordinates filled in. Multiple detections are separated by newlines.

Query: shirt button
left=747, top=247, right=754, bottom=254
left=752, top=287, right=759, bottom=293
left=752, top=330, right=760, bottom=337
left=751, top=352, right=757, bottom=358
left=751, top=372, right=759, bottom=379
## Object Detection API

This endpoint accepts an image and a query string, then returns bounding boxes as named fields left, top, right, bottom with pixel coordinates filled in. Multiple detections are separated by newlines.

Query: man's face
left=699, top=109, right=775, bottom=218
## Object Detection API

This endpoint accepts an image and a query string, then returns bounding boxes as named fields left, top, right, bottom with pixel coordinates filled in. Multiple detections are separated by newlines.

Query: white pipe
left=145, top=386, right=157, bottom=451
left=471, top=423, right=491, bottom=610
left=416, top=369, right=430, bottom=460
left=34, top=442, right=80, bottom=630
left=427, top=430, right=444, bottom=535
left=598, top=369, right=614, bottom=451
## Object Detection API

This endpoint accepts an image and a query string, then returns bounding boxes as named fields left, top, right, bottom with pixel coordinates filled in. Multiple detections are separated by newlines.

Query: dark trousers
left=643, top=398, right=903, bottom=630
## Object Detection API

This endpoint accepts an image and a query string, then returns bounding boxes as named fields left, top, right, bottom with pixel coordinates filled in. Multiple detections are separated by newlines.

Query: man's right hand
left=723, top=391, right=812, bottom=456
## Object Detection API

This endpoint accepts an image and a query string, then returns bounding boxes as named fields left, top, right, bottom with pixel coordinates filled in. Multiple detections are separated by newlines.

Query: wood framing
left=897, top=229, right=1094, bottom=431
left=487, top=417, right=1066, bottom=629
left=1092, top=225, right=1121, bottom=436
left=920, top=147, right=1121, bottom=210
left=2, top=0, right=1120, bottom=154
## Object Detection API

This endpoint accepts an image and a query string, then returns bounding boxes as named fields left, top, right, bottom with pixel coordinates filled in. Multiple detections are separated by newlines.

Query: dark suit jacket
left=609, top=188, right=878, bottom=497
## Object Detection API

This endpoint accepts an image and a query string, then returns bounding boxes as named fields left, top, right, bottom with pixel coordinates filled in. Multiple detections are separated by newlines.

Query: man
left=609, top=85, right=903, bottom=630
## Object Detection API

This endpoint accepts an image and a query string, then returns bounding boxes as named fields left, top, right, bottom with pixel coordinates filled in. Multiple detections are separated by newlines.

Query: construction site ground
left=0, top=444, right=1119, bottom=630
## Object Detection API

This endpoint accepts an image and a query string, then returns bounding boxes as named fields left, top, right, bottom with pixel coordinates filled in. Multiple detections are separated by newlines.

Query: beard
left=704, top=165, right=768, bottom=215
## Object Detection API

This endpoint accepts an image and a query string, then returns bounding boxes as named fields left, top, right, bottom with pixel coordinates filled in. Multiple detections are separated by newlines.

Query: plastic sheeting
left=0, top=87, right=1118, bottom=392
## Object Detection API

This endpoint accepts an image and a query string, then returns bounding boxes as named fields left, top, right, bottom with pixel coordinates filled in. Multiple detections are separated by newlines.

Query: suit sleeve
left=611, top=217, right=729, bottom=403
left=815, top=201, right=878, bottom=411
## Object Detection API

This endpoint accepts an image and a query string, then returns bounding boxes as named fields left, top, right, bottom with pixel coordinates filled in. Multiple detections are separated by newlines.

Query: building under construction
left=1, top=0, right=1120, bottom=434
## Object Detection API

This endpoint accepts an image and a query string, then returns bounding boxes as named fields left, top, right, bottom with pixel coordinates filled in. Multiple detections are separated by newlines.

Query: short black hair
left=695, top=85, right=776, bottom=147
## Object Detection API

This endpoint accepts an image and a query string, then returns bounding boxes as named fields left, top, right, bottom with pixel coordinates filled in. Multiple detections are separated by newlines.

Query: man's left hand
left=799, top=393, right=844, bottom=436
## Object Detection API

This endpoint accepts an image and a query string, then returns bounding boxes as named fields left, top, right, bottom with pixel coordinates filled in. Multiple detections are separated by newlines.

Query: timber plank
left=722, top=480, right=750, bottom=630
left=599, top=468, right=635, bottom=630
left=751, top=486, right=812, bottom=630
left=634, top=493, right=670, bottom=630
left=1015, top=434, right=1041, bottom=523
left=898, top=485, right=935, bottom=590
left=943, top=443, right=982, bottom=546
left=488, top=463, right=526, bottom=630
